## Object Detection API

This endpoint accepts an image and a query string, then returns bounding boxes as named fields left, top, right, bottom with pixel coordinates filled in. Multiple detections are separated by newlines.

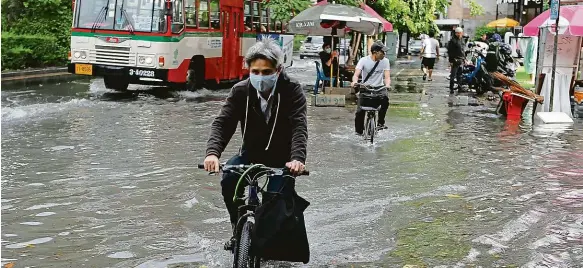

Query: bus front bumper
left=67, top=63, right=169, bottom=81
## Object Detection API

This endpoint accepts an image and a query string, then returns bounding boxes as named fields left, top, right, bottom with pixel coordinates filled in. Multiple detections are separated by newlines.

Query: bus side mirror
left=165, top=2, right=173, bottom=16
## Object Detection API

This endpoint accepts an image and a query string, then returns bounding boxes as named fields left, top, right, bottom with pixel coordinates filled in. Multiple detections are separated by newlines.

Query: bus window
left=261, top=6, right=268, bottom=33
left=198, top=0, right=209, bottom=28
left=252, top=1, right=260, bottom=32
left=172, top=0, right=184, bottom=33
left=244, top=1, right=252, bottom=31
left=210, top=0, right=220, bottom=30
left=185, top=0, right=196, bottom=27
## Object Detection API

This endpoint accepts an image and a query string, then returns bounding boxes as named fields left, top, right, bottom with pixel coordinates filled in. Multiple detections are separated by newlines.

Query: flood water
left=2, top=58, right=583, bottom=267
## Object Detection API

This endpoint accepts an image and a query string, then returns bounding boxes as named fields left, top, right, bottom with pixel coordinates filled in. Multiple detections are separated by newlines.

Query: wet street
left=2, top=57, right=583, bottom=268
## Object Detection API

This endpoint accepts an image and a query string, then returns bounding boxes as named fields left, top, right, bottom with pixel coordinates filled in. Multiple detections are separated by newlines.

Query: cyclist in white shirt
left=351, top=41, right=391, bottom=135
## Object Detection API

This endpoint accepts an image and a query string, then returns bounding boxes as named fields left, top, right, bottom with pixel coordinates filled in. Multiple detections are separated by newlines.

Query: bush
left=1, top=33, right=63, bottom=70
left=1, top=0, right=72, bottom=70
left=2, top=46, right=34, bottom=70
left=473, top=26, right=502, bottom=41
left=294, top=35, right=306, bottom=51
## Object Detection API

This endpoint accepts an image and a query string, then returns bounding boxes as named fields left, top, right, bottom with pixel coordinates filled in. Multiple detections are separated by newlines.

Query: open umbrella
left=487, top=18, right=520, bottom=28
left=288, top=3, right=382, bottom=36
left=315, top=0, right=393, bottom=32
left=523, top=5, right=583, bottom=36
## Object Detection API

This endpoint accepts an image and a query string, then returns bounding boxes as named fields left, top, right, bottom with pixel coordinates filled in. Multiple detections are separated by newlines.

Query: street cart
left=288, top=2, right=383, bottom=107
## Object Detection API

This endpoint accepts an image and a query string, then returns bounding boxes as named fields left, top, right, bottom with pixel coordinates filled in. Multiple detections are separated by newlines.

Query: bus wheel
left=186, top=56, right=205, bottom=91
left=104, top=76, right=129, bottom=91
left=186, top=69, right=202, bottom=91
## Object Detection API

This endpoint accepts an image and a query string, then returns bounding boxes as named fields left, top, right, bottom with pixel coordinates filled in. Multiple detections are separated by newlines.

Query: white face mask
left=325, top=48, right=331, bottom=53
left=250, top=72, right=278, bottom=93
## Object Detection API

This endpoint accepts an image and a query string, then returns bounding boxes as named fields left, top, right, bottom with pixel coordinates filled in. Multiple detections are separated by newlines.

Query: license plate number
left=75, top=64, right=93, bottom=75
left=129, top=69, right=155, bottom=77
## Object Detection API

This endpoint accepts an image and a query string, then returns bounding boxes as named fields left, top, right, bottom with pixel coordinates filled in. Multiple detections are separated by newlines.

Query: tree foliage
left=262, top=0, right=312, bottom=21
left=371, top=0, right=449, bottom=35
left=467, top=0, right=485, bottom=17
left=1, top=0, right=72, bottom=69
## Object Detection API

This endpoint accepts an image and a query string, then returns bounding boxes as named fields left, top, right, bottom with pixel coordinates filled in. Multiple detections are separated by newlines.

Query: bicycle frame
left=198, top=163, right=308, bottom=267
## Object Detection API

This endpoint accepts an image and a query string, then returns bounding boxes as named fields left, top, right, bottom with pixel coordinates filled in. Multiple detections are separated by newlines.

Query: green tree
left=372, top=0, right=449, bottom=35
left=263, top=0, right=312, bottom=21
left=467, top=0, right=485, bottom=17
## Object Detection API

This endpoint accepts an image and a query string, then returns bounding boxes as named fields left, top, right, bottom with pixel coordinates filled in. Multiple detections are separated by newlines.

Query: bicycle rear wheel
left=235, top=221, right=258, bottom=268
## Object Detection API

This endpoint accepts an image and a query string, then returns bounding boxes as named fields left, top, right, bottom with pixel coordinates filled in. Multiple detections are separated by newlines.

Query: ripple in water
left=5, top=237, right=53, bottom=249
left=107, top=251, right=135, bottom=259
left=20, top=222, right=43, bottom=226
left=35, top=212, right=56, bottom=217
left=1, top=99, right=92, bottom=122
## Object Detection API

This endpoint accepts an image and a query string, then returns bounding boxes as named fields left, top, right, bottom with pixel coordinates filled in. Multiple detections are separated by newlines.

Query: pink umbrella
left=524, top=5, right=583, bottom=36
left=315, top=0, right=393, bottom=32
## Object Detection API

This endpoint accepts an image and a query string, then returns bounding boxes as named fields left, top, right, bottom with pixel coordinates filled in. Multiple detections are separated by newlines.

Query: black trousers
left=450, top=62, right=462, bottom=91
left=355, top=95, right=389, bottom=134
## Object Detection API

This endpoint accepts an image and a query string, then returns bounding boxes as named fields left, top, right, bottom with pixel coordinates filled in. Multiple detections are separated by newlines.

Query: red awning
left=315, top=0, right=393, bottom=32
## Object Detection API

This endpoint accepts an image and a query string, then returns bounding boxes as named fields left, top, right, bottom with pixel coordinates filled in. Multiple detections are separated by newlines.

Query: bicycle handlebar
left=197, top=163, right=310, bottom=176
left=353, top=83, right=388, bottom=92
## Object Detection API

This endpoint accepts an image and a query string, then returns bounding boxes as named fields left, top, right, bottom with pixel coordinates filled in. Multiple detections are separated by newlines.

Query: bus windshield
left=75, top=0, right=167, bottom=33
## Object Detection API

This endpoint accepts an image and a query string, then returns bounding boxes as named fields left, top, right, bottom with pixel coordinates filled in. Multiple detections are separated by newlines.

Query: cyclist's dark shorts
left=422, top=57, right=436, bottom=69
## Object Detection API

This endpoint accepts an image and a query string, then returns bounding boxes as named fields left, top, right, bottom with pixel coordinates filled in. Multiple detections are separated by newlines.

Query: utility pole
left=549, top=0, right=560, bottom=111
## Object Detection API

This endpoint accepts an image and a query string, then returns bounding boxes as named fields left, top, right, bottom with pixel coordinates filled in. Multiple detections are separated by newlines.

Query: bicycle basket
left=359, top=92, right=384, bottom=109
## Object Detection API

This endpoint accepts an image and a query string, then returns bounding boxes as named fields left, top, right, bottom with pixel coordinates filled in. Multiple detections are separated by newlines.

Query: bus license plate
left=75, top=64, right=93, bottom=75
left=129, top=69, right=155, bottom=78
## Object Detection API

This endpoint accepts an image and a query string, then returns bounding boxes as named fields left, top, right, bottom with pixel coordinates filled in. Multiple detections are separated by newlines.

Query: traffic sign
left=550, top=0, right=560, bottom=20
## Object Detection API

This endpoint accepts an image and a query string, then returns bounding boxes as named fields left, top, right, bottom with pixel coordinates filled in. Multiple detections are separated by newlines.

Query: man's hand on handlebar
left=285, top=160, right=305, bottom=176
left=203, top=154, right=220, bottom=173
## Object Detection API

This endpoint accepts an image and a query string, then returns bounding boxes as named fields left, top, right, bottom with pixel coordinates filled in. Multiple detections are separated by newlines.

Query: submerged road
left=2, top=57, right=583, bottom=267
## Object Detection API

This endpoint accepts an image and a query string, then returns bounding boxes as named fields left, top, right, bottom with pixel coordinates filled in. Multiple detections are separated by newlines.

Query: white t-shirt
left=422, top=38, right=439, bottom=58
left=355, top=56, right=390, bottom=87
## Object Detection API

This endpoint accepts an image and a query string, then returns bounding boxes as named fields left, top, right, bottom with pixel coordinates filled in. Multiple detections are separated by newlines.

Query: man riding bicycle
left=351, top=40, right=391, bottom=135
left=203, top=38, right=308, bottom=251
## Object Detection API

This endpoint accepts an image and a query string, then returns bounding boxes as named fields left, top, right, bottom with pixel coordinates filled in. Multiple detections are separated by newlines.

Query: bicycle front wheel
left=368, top=115, right=376, bottom=143
left=235, top=221, right=257, bottom=268
left=363, top=116, right=371, bottom=141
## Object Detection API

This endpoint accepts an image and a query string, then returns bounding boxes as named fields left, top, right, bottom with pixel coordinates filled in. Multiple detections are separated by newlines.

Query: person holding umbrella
left=319, top=43, right=352, bottom=86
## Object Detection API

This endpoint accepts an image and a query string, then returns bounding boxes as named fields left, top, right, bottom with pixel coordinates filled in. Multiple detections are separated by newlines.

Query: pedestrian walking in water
left=447, top=27, right=466, bottom=94
left=420, top=32, right=440, bottom=82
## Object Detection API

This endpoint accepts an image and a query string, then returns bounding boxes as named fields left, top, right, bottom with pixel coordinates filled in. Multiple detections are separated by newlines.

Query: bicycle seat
left=360, top=106, right=381, bottom=111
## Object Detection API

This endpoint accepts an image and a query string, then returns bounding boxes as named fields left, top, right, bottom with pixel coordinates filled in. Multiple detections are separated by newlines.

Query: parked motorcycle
left=459, top=42, right=492, bottom=96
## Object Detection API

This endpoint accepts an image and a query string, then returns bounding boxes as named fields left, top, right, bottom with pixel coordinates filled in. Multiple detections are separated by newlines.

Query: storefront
left=496, top=0, right=544, bottom=25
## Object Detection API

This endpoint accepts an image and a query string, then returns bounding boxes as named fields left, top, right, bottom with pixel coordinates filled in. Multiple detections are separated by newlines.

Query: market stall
left=524, top=5, right=583, bottom=120
left=288, top=2, right=383, bottom=107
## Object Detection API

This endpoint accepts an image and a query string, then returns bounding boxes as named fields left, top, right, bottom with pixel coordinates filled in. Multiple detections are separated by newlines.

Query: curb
left=1, top=67, right=88, bottom=88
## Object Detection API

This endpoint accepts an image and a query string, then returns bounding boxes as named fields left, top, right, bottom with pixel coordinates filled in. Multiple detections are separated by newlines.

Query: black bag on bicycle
left=252, top=181, right=310, bottom=263
left=358, top=91, right=384, bottom=109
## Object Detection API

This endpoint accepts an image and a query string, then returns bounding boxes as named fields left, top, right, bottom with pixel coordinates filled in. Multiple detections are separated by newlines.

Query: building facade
left=446, top=0, right=544, bottom=37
